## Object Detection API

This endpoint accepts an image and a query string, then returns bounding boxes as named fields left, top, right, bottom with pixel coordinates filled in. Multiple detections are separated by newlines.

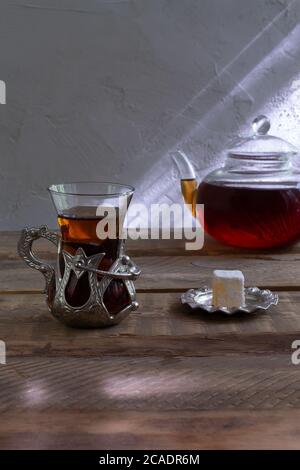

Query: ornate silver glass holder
left=18, top=225, right=141, bottom=328
left=181, top=286, right=278, bottom=315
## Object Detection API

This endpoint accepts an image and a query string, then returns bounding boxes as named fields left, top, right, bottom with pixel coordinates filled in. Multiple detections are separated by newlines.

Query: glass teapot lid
left=227, top=115, right=298, bottom=158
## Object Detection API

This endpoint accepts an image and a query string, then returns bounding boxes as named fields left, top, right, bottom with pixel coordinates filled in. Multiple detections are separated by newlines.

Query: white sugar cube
left=212, top=270, right=245, bottom=308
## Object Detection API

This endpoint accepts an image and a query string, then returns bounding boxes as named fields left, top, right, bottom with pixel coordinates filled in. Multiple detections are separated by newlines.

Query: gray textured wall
left=0, top=0, right=300, bottom=228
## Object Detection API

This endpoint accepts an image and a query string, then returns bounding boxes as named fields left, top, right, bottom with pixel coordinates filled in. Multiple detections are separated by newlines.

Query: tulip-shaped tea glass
left=18, top=182, right=140, bottom=328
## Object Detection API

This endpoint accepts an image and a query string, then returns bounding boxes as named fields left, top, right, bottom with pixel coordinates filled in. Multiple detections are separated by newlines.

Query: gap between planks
left=1, top=285, right=300, bottom=295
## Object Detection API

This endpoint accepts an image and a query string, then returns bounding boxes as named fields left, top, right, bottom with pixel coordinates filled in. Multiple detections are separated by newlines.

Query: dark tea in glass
left=57, top=205, right=130, bottom=314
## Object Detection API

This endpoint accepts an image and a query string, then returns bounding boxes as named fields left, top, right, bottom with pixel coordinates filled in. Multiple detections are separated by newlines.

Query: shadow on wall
left=0, top=0, right=299, bottom=228
left=134, top=0, right=300, bottom=209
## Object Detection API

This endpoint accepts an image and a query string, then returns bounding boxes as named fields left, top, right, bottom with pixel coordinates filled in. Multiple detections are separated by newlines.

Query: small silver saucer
left=181, top=286, right=278, bottom=315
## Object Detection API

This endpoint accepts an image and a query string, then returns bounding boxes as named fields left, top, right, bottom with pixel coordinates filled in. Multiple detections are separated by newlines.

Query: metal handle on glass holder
left=18, top=225, right=59, bottom=293
left=75, top=255, right=141, bottom=280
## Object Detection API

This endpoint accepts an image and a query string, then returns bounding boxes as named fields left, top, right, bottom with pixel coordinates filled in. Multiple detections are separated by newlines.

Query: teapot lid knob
left=252, top=115, right=270, bottom=135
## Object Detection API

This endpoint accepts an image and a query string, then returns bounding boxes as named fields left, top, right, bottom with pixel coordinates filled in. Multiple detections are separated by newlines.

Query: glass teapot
left=174, top=115, right=300, bottom=249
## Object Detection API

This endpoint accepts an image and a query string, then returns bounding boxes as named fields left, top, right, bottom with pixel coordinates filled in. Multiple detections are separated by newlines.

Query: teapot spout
left=172, top=151, right=197, bottom=216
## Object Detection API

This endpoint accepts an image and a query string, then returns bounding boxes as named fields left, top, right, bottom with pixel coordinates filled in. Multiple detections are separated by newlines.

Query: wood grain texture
left=2, top=254, right=300, bottom=292
left=3, top=231, right=300, bottom=259
left=2, top=231, right=300, bottom=450
left=1, top=409, right=300, bottom=449
left=0, top=291, right=299, bottom=357
left=0, top=356, right=299, bottom=413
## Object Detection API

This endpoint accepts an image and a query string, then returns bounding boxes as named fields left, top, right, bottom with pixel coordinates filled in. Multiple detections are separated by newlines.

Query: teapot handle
left=18, top=225, right=59, bottom=293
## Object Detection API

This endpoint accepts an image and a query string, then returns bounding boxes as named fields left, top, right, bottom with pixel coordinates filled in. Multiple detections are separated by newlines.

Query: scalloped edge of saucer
left=181, top=286, right=278, bottom=315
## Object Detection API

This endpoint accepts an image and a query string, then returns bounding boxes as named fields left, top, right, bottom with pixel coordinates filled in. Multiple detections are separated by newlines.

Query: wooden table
left=1, top=232, right=300, bottom=449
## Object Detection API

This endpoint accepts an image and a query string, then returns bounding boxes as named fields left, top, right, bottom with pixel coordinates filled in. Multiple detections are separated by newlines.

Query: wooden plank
left=0, top=356, right=299, bottom=412
left=0, top=292, right=299, bottom=356
left=0, top=231, right=223, bottom=259
left=3, top=230, right=300, bottom=259
left=0, top=356, right=300, bottom=449
left=135, top=254, right=300, bottom=290
left=1, top=409, right=300, bottom=449
left=2, top=253, right=300, bottom=292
